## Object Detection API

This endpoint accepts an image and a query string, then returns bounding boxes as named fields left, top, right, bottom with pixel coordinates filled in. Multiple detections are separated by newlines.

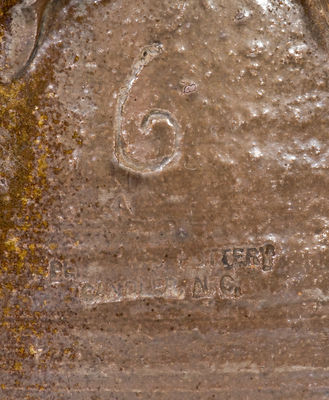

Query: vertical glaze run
left=0, top=0, right=49, bottom=83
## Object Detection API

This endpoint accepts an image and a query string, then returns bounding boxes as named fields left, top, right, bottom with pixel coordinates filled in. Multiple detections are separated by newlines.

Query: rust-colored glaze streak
left=0, top=2, right=76, bottom=396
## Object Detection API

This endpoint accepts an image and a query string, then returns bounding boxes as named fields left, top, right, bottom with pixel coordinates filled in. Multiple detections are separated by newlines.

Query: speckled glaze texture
left=0, top=0, right=328, bottom=399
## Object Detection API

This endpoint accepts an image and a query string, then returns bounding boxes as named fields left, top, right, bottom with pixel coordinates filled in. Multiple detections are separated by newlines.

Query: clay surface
left=0, top=0, right=328, bottom=399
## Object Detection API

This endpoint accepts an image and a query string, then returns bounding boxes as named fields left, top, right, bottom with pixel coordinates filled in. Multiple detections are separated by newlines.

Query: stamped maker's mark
left=47, top=243, right=276, bottom=305
left=221, top=244, right=275, bottom=271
